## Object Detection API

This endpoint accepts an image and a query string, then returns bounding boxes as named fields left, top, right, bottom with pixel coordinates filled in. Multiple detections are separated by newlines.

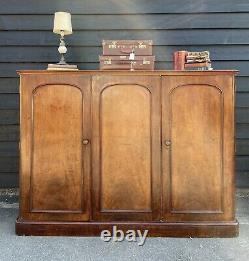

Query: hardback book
left=185, top=61, right=212, bottom=70
left=47, top=64, right=78, bottom=70
left=185, top=67, right=211, bottom=71
left=173, top=51, right=187, bottom=70
left=186, top=51, right=210, bottom=63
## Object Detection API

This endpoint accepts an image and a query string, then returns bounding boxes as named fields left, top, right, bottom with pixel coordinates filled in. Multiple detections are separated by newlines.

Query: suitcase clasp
left=138, top=41, right=146, bottom=49
left=104, top=58, right=112, bottom=65
left=143, top=59, right=150, bottom=65
left=108, top=41, right=117, bottom=49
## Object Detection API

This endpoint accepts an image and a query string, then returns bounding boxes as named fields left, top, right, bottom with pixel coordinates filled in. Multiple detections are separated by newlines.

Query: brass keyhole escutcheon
left=164, top=140, right=171, bottom=146
left=82, top=139, right=89, bottom=145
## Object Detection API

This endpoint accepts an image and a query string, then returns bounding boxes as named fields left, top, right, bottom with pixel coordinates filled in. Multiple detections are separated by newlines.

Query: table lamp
left=47, top=12, right=78, bottom=70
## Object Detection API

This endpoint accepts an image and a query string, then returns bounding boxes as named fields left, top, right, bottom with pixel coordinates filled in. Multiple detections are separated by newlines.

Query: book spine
left=185, top=62, right=211, bottom=70
left=185, top=67, right=210, bottom=71
left=173, top=52, right=178, bottom=70
left=185, top=62, right=211, bottom=69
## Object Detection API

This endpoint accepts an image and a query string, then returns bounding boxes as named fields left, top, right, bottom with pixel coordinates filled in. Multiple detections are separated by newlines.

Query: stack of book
left=185, top=51, right=212, bottom=70
left=173, top=51, right=213, bottom=71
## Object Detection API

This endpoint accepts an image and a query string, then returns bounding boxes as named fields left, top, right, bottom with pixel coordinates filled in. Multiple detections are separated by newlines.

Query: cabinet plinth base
left=16, top=218, right=239, bottom=237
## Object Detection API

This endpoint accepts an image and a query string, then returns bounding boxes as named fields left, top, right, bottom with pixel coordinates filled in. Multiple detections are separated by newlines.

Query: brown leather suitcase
left=102, top=40, right=153, bottom=56
left=99, top=55, right=155, bottom=70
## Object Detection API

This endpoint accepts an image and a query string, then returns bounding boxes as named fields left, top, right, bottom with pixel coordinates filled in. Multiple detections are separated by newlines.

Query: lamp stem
left=59, top=54, right=66, bottom=64
left=58, top=31, right=67, bottom=65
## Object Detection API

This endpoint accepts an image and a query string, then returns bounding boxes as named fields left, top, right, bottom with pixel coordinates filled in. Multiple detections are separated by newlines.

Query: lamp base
left=47, top=63, right=78, bottom=71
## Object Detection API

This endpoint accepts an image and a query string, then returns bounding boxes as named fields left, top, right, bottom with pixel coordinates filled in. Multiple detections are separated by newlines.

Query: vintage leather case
left=102, top=40, right=153, bottom=56
left=99, top=55, right=155, bottom=70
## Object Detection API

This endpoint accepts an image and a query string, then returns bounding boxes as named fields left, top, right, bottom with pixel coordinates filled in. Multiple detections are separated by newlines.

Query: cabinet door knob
left=82, top=139, right=89, bottom=145
left=164, top=140, right=171, bottom=146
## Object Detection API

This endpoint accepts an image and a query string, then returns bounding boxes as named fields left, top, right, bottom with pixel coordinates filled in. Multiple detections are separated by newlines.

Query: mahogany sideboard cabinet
left=16, top=70, right=239, bottom=237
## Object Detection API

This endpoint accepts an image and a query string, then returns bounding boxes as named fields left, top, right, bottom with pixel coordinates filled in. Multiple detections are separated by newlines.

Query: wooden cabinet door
left=20, top=74, right=91, bottom=221
left=162, top=75, right=235, bottom=222
left=92, top=75, right=161, bottom=221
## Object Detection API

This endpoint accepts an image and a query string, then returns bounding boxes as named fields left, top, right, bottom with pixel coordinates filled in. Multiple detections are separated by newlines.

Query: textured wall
left=0, top=0, right=248, bottom=187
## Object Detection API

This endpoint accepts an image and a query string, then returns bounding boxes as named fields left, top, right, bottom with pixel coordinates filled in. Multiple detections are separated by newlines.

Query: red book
left=173, top=51, right=187, bottom=70
left=184, top=61, right=211, bottom=68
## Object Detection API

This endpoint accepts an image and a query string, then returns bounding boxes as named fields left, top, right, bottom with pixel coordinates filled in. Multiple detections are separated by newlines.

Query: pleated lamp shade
left=53, top=12, right=72, bottom=35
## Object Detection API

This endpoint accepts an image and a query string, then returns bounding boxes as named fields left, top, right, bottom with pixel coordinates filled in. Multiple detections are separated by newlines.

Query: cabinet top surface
left=18, top=70, right=238, bottom=76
